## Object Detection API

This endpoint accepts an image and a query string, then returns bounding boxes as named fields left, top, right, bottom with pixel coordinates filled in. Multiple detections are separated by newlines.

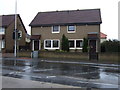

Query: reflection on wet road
left=2, top=59, right=120, bottom=88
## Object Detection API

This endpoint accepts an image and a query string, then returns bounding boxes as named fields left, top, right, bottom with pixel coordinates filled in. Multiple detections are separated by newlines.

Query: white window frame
left=1, top=39, right=5, bottom=48
left=0, top=27, right=5, bottom=34
left=69, top=39, right=83, bottom=49
left=67, top=25, right=76, bottom=33
left=52, top=26, right=60, bottom=33
left=44, top=39, right=60, bottom=49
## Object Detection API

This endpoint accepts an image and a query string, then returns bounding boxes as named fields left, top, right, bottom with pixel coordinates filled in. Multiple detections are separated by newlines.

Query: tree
left=82, top=38, right=88, bottom=52
left=61, top=34, right=69, bottom=52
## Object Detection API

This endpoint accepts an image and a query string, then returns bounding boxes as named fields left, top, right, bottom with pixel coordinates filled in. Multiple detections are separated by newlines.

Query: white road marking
left=9, top=72, right=15, bottom=74
left=33, top=69, right=53, bottom=72
left=46, top=76, right=56, bottom=78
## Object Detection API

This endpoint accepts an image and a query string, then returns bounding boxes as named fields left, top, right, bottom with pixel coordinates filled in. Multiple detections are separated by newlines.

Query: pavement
left=2, top=76, right=81, bottom=88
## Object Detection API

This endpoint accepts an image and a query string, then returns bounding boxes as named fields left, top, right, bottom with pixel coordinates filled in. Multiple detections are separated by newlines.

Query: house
left=0, top=14, right=27, bottom=52
left=100, top=32, right=107, bottom=43
left=29, top=9, right=102, bottom=52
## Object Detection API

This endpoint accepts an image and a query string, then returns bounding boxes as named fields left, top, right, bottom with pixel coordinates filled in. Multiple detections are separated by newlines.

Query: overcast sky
left=1, top=0, right=119, bottom=40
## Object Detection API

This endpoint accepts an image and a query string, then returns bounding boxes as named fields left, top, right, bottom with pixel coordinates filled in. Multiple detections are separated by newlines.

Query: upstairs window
left=0, top=27, right=5, bottom=34
left=52, top=26, right=60, bottom=33
left=68, top=25, right=76, bottom=33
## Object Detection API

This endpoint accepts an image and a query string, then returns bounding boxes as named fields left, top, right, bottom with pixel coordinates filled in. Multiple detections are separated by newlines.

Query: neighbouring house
left=29, top=9, right=102, bottom=52
left=100, top=32, right=107, bottom=43
left=0, top=14, right=27, bottom=53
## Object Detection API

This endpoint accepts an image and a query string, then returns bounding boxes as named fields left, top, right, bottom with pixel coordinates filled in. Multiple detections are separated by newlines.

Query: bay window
left=45, top=40, right=51, bottom=48
left=69, top=40, right=74, bottom=48
left=69, top=39, right=83, bottom=49
left=53, top=40, right=59, bottom=47
left=76, top=40, right=83, bottom=48
left=44, top=39, right=60, bottom=49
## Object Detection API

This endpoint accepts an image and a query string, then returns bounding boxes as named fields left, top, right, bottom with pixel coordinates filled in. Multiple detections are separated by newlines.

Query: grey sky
left=1, top=0, right=119, bottom=39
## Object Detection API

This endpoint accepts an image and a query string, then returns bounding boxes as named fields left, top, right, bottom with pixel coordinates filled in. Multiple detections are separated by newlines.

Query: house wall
left=31, top=25, right=100, bottom=51
left=5, top=17, right=26, bottom=52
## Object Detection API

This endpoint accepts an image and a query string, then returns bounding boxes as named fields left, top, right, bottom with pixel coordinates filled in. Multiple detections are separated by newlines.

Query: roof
left=30, top=9, right=102, bottom=27
left=0, top=15, right=15, bottom=27
left=0, top=14, right=27, bottom=33
left=100, top=32, right=107, bottom=39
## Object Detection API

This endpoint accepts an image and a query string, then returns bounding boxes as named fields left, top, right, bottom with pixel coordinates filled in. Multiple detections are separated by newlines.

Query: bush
left=101, top=39, right=120, bottom=52
left=61, top=34, right=69, bottom=52
left=82, top=38, right=88, bottom=52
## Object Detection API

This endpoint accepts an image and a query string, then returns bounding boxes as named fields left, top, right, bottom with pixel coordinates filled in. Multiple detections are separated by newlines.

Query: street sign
left=13, top=30, right=22, bottom=40
left=18, top=30, right=22, bottom=40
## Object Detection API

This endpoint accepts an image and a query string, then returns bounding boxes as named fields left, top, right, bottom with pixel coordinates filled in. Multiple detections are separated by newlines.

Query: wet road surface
left=1, top=58, right=120, bottom=89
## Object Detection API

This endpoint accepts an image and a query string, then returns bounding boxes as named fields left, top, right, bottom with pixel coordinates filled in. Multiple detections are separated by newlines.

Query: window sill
left=67, top=31, right=76, bottom=33
left=69, top=48, right=82, bottom=49
left=52, top=32, right=60, bottom=33
left=44, top=47, right=60, bottom=49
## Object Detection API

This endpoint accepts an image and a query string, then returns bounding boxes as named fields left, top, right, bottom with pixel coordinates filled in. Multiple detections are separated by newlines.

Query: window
left=76, top=40, right=83, bottom=48
left=44, top=40, right=60, bottom=49
left=0, top=27, right=5, bottom=34
left=52, top=26, right=60, bottom=33
left=69, top=40, right=74, bottom=48
left=53, top=40, right=59, bottom=47
left=1, top=40, right=5, bottom=48
left=45, top=40, right=51, bottom=48
left=68, top=25, right=76, bottom=33
left=69, top=39, right=83, bottom=49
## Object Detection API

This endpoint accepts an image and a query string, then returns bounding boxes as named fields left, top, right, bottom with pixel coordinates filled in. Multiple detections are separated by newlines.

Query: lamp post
left=14, top=0, right=17, bottom=57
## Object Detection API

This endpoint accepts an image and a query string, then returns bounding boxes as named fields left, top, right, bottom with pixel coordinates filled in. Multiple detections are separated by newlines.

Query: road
left=1, top=58, right=120, bottom=89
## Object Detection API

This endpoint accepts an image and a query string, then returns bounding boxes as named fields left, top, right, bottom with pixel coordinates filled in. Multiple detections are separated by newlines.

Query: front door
left=89, top=40, right=98, bottom=60
left=34, top=40, right=39, bottom=50
left=89, top=40, right=96, bottom=53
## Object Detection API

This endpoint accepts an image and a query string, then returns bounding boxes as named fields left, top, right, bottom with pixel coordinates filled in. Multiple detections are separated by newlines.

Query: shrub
left=82, top=38, right=88, bottom=52
left=101, top=39, right=120, bottom=52
left=61, top=34, right=69, bottom=52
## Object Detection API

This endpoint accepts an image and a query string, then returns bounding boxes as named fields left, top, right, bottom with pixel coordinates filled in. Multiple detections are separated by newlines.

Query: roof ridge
left=38, top=8, right=100, bottom=14
left=0, top=14, right=19, bottom=17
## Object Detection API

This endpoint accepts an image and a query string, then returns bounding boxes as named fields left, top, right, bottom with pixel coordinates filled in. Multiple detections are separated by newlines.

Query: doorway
left=34, top=40, right=39, bottom=50
left=89, top=40, right=98, bottom=60
left=32, top=40, right=40, bottom=51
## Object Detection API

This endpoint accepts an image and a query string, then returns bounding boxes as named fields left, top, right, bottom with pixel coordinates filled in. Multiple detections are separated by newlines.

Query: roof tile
left=30, top=9, right=102, bottom=26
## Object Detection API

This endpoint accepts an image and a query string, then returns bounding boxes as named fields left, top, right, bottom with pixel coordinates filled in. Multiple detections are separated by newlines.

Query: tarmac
left=1, top=53, right=119, bottom=89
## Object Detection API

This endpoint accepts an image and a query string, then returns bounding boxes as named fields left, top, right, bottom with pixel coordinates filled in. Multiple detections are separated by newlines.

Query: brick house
left=29, top=9, right=102, bottom=52
left=0, top=14, right=27, bottom=52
